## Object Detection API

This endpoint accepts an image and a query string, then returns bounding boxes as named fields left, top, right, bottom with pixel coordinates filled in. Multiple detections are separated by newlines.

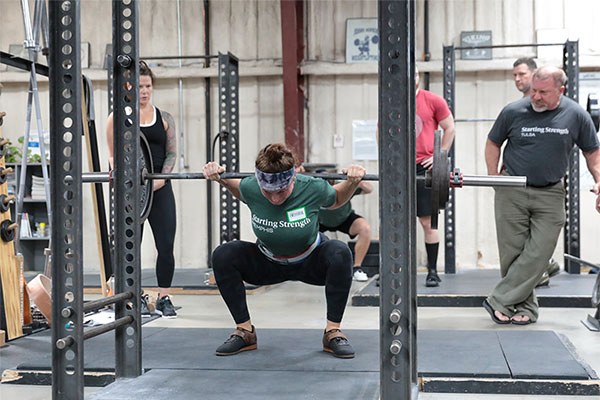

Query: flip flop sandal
left=483, top=299, right=511, bottom=325
left=511, top=315, right=534, bottom=325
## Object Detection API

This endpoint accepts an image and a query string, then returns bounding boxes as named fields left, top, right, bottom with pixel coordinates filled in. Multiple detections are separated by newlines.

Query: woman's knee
left=212, top=241, right=251, bottom=272
left=212, top=242, right=237, bottom=269
left=321, top=240, right=352, bottom=268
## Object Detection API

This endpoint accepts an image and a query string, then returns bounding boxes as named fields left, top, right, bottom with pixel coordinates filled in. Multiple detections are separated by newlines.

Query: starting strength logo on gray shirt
left=488, top=96, right=599, bottom=187
left=520, top=126, right=569, bottom=137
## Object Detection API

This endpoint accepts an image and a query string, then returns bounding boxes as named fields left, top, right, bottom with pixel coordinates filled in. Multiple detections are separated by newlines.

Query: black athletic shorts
left=319, top=211, right=363, bottom=239
left=416, top=164, right=433, bottom=217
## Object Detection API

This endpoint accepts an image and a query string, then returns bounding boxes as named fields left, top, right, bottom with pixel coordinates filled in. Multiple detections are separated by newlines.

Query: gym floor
left=1, top=274, right=599, bottom=400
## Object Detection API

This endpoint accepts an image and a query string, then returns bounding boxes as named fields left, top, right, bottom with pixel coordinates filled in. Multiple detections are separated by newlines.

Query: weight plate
left=139, top=133, right=154, bottom=222
left=430, top=130, right=450, bottom=229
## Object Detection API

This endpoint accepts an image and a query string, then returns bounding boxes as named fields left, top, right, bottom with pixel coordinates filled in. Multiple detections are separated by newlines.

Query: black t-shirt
left=488, top=96, right=599, bottom=186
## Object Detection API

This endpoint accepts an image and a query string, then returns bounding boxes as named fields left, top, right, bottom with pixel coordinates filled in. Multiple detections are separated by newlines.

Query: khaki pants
left=487, top=182, right=565, bottom=321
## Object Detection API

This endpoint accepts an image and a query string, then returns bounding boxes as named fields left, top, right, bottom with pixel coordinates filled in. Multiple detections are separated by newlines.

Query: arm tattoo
left=161, top=111, right=177, bottom=173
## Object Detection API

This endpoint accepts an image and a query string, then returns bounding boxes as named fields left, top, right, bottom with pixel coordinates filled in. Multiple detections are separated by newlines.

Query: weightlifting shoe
left=215, top=326, right=257, bottom=356
left=323, top=329, right=355, bottom=359
left=425, top=270, right=441, bottom=287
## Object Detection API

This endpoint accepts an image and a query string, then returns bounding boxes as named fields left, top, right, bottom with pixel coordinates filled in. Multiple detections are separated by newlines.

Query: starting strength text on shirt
left=521, top=126, right=569, bottom=137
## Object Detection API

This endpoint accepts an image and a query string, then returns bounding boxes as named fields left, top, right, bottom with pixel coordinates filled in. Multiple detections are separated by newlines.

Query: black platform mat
left=419, top=330, right=593, bottom=380
left=353, top=269, right=596, bottom=307
left=2, top=328, right=598, bottom=396
left=91, top=370, right=380, bottom=400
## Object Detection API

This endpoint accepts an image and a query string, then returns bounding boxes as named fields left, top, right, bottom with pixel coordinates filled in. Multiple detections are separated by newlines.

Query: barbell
left=81, top=132, right=526, bottom=223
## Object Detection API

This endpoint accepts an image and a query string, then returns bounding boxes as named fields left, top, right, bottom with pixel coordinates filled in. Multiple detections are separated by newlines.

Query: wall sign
left=460, top=30, right=493, bottom=60
left=346, top=18, right=379, bottom=63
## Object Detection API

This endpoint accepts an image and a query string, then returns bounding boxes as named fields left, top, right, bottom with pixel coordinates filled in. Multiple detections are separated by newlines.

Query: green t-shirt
left=319, top=201, right=353, bottom=227
left=239, top=174, right=336, bottom=257
left=318, top=188, right=362, bottom=227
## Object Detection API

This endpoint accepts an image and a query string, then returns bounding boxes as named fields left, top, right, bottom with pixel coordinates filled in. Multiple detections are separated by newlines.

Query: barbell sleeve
left=459, top=175, right=527, bottom=188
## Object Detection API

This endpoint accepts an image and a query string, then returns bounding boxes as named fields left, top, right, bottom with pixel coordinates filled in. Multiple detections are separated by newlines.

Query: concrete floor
left=1, top=277, right=599, bottom=399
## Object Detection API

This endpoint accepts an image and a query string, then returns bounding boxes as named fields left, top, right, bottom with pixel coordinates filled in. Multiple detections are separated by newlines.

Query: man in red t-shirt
left=415, top=67, right=456, bottom=287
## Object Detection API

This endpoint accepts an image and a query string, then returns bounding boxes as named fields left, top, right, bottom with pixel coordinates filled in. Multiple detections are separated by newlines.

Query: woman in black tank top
left=106, top=61, right=178, bottom=318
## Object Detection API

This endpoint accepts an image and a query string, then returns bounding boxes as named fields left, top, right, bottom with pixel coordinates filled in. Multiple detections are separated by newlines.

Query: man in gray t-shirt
left=483, top=66, right=600, bottom=325
left=512, top=57, right=560, bottom=287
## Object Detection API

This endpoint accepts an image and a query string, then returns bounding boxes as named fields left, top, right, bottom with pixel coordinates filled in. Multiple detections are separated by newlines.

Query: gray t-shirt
left=488, top=96, right=599, bottom=187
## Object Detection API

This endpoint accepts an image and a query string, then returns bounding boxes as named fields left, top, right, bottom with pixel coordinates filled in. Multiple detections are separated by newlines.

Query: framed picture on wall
left=345, top=18, right=379, bottom=64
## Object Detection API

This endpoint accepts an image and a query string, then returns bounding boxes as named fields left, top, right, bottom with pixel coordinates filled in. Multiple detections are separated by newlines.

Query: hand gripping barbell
left=82, top=132, right=526, bottom=222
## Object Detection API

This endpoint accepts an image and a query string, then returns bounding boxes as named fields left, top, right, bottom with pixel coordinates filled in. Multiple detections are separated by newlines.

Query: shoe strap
left=324, top=329, right=347, bottom=342
left=232, top=326, right=255, bottom=343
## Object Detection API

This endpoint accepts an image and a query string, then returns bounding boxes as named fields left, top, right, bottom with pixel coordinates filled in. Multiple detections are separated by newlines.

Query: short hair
left=255, top=143, right=297, bottom=173
left=139, top=60, right=156, bottom=83
left=513, top=57, right=537, bottom=71
left=532, top=66, right=567, bottom=88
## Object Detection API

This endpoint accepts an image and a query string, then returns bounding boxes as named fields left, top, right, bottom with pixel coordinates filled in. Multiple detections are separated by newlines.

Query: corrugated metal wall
left=1, top=0, right=599, bottom=271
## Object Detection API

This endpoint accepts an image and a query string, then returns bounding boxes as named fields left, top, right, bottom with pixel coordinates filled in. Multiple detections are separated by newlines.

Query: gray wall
left=1, top=0, right=600, bottom=273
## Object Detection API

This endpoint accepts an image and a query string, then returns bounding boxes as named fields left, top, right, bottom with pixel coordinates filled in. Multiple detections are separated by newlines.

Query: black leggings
left=211, top=236, right=353, bottom=324
left=143, top=181, right=176, bottom=288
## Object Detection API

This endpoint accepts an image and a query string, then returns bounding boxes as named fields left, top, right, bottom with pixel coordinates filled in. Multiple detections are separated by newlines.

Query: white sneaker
left=353, top=268, right=368, bottom=282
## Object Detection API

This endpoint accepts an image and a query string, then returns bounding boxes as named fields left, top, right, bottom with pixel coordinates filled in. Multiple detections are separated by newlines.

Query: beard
left=531, top=103, right=548, bottom=112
